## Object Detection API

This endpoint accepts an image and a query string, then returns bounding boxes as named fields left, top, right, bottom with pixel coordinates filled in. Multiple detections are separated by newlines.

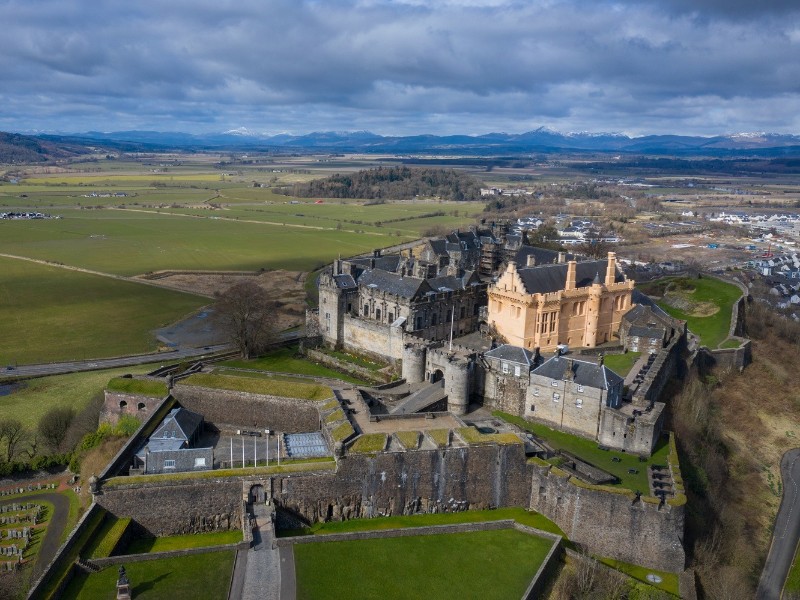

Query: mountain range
left=19, top=127, right=800, bottom=157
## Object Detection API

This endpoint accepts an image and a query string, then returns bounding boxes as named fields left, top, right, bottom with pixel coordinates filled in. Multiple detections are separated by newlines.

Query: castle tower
left=317, top=271, right=355, bottom=348
left=445, top=358, right=471, bottom=416
left=565, top=260, right=577, bottom=291
left=402, top=344, right=427, bottom=383
left=584, top=278, right=603, bottom=347
left=605, top=252, right=617, bottom=287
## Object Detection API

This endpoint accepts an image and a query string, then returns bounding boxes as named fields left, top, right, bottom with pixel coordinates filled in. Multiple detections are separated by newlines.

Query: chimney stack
left=565, top=260, right=577, bottom=291
left=605, top=251, right=617, bottom=286
left=526, top=253, right=536, bottom=267
left=558, top=251, right=566, bottom=264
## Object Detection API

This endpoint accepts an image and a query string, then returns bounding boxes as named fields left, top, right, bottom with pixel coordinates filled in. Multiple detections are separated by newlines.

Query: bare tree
left=0, top=419, right=28, bottom=462
left=215, top=281, right=279, bottom=359
left=38, top=407, right=76, bottom=453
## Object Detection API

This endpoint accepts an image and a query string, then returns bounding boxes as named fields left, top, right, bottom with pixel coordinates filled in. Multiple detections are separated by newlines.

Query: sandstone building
left=487, top=251, right=634, bottom=352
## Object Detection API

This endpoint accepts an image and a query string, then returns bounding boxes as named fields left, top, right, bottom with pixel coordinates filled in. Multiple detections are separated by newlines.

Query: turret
left=605, top=252, right=617, bottom=287
left=565, top=260, right=577, bottom=291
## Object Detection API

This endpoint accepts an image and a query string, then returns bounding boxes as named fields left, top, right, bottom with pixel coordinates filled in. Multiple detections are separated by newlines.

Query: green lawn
left=181, top=372, right=333, bottom=401
left=62, top=550, right=235, bottom=600
left=786, top=543, right=800, bottom=595
left=0, top=256, right=207, bottom=365
left=82, top=516, right=131, bottom=559
left=602, top=352, right=641, bottom=377
left=651, top=276, right=743, bottom=349
left=279, top=507, right=565, bottom=538
left=219, top=345, right=367, bottom=384
left=598, top=557, right=680, bottom=594
left=124, top=530, right=243, bottom=554
left=0, top=366, right=152, bottom=429
left=494, top=412, right=669, bottom=493
left=294, top=529, right=555, bottom=600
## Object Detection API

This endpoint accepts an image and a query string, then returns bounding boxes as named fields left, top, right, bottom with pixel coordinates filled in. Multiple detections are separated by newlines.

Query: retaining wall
left=100, top=390, right=166, bottom=425
left=306, top=349, right=389, bottom=384
left=172, top=384, right=322, bottom=433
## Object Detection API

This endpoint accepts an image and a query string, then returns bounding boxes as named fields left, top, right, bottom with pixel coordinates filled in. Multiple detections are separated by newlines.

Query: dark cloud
left=0, top=0, right=797, bottom=135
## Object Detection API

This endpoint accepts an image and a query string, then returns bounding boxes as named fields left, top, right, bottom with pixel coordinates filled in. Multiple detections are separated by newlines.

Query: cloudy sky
left=1, top=0, right=799, bottom=137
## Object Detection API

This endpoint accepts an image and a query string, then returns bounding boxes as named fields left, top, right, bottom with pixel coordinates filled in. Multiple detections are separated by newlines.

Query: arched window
left=137, top=402, right=146, bottom=411
left=119, top=400, right=127, bottom=409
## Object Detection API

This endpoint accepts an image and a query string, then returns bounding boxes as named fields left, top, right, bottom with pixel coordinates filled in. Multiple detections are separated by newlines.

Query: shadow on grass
left=133, top=572, right=170, bottom=595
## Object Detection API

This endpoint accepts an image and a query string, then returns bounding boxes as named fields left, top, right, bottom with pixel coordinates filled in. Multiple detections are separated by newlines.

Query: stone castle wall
left=528, top=463, right=685, bottom=572
left=341, top=315, right=405, bottom=362
left=97, top=479, right=243, bottom=536
left=172, top=384, right=322, bottom=433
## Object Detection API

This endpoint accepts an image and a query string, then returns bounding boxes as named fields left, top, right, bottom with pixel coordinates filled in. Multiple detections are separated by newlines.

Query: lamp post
left=265, top=430, right=270, bottom=467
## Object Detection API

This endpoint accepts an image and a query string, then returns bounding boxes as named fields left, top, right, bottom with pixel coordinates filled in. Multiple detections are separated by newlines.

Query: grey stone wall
left=528, top=463, right=685, bottom=572
left=306, top=349, right=388, bottom=384
left=172, top=384, right=322, bottom=433
left=97, top=479, right=243, bottom=536
left=341, top=315, right=405, bottom=362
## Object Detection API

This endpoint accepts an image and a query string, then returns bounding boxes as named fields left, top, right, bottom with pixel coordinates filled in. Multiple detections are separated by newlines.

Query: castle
left=312, top=234, right=674, bottom=455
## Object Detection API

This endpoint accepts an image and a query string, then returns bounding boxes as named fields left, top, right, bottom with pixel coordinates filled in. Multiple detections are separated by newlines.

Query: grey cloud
left=0, top=0, right=797, bottom=135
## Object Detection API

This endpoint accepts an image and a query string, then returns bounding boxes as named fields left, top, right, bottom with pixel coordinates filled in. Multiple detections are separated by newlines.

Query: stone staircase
left=389, top=380, right=446, bottom=415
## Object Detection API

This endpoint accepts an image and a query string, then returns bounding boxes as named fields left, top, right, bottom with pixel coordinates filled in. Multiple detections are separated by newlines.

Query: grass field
left=62, top=550, right=235, bottom=600
left=494, top=412, right=670, bottom=493
left=124, top=530, right=243, bottom=554
left=219, top=345, right=367, bottom=384
left=597, top=557, right=680, bottom=594
left=786, top=545, right=800, bottom=595
left=0, top=366, right=152, bottom=429
left=182, top=372, right=333, bottom=400
left=279, top=507, right=565, bottom=538
left=0, top=256, right=207, bottom=364
left=602, top=351, right=641, bottom=376
left=646, top=276, right=742, bottom=349
left=294, top=529, right=554, bottom=600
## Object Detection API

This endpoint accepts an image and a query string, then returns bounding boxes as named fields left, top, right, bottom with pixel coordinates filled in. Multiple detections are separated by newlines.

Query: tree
left=0, top=419, right=27, bottom=463
left=215, top=281, right=279, bottom=359
left=38, top=407, right=76, bottom=453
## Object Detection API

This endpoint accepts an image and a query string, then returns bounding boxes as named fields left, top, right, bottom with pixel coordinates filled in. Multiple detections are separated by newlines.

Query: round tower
left=445, top=358, right=471, bottom=416
left=402, top=344, right=427, bottom=384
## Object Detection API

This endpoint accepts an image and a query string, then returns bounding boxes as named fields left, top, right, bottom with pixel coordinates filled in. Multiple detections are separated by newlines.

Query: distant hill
left=59, top=127, right=800, bottom=157
left=0, top=132, right=92, bottom=164
left=283, top=166, right=483, bottom=201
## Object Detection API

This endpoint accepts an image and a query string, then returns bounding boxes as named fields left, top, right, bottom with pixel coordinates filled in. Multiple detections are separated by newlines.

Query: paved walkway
left=757, top=448, right=800, bottom=600
left=240, top=504, right=281, bottom=600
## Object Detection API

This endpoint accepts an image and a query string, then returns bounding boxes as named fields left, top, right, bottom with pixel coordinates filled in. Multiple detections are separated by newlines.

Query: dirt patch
left=662, top=292, right=720, bottom=317
left=137, top=270, right=308, bottom=331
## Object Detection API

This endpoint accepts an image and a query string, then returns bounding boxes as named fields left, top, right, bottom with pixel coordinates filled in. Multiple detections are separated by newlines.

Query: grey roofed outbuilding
left=356, top=269, right=431, bottom=299
left=484, top=344, right=535, bottom=366
left=628, top=325, right=665, bottom=340
left=149, top=407, right=203, bottom=442
left=516, top=259, right=624, bottom=295
left=532, top=356, right=623, bottom=390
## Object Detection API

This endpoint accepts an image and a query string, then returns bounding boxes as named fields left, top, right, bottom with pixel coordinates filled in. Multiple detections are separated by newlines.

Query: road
left=2, top=344, right=233, bottom=379
left=757, top=448, right=800, bottom=600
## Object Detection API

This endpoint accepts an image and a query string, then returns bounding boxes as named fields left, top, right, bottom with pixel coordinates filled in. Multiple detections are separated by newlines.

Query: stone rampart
left=100, top=389, right=167, bottom=425
left=341, top=315, right=405, bottom=362
left=632, top=333, right=683, bottom=406
left=306, top=349, right=389, bottom=384
left=96, top=479, right=243, bottom=536
left=172, top=384, right=321, bottom=433
left=528, top=462, right=685, bottom=572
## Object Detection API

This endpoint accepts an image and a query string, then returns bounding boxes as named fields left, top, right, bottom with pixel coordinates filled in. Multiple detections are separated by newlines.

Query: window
left=164, top=459, right=176, bottom=469
left=533, top=388, right=540, bottom=396
left=137, top=402, right=146, bottom=411
left=194, top=457, right=207, bottom=468
left=375, top=309, right=381, bottom=321
left=552, top=393, right=560, bottom=402
left=119, top=400, right=127, bottom=409
left=460, top=306, right=466, bottom=319
left=363, top=305, right=369, bottom=316
left=388, top=313, right=394, bottom=323
left=551, top=381, right=558, bottom=387
left=576, top=398, right=583, bottom=409
left=431, top=313, right=438, bottom=326
left=514, top=365, right=521, bottom=377
left=576, top=385, right=584, bottom=393
left=501, top=362, right=509, bottom=374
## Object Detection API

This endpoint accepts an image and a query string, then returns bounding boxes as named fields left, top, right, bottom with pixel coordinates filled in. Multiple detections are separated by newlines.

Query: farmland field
left=0, top=256, right=206, bottom=364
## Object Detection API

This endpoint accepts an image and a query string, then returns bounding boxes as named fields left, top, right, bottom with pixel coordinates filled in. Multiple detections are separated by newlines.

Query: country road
left=757, top=448, right=800, bottom=600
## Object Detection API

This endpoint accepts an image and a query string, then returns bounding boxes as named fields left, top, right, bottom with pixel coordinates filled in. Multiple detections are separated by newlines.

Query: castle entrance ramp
left=389, top=380, right=446, bottom=415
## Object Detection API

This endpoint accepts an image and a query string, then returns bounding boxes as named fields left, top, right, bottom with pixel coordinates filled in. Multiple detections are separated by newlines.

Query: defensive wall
left=340, top=315, right=405, bottom=362
left=305, top=348, right=390, bottom=384
left=171, top=383, right=322, bottom=433
left=100, top=390, right=167, bottom=425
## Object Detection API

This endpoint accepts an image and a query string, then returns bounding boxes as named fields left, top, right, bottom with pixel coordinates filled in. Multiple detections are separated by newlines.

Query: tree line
left=279, top=166, right=484, bottom=201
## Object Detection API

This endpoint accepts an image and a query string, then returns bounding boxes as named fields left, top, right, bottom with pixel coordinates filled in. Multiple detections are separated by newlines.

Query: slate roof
left=445, top=231, right=481, bottom=249
left=517, top=259, right=624, bottom=295
left=514, top=246, right=577, bottom=267
left=427, top=239, right=448, bottom=257
left=622, top=301, right=673, bottom=328
left=628, top=325, right=665, bottom=339
left=427, top=270, right=480, bottom=292
left=150, top=408, right=203, bottom=442
left=532, top=356, right=623, bottom=390
left=484, top=344, right=534, bottom=366
left=357, top=269, right=429, bottom=299
left=348, top=255, right=402, bottom=272
left=332, top=274, right=357, bottom=289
